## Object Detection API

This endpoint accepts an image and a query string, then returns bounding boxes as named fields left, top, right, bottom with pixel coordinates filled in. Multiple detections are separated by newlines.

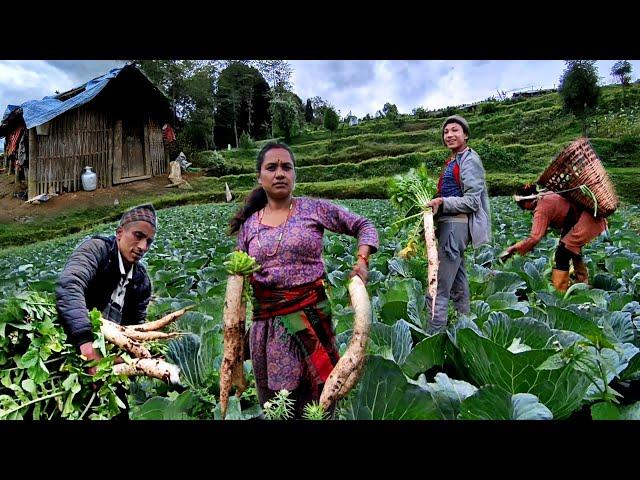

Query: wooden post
left=143, top=120, right=152, bottom=176
left=112, top=119, right=122, bottom=184
left=105, top=125, right=113, bottom=186
left=28, top=128, right=37, bottom=200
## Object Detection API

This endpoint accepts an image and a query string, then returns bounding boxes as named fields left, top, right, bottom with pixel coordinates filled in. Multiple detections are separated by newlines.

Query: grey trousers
left=425, top=219, right=470, bottom=333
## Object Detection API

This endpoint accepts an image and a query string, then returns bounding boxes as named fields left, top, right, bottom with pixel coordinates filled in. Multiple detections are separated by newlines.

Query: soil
left=0, top=172, right=201, bottom=224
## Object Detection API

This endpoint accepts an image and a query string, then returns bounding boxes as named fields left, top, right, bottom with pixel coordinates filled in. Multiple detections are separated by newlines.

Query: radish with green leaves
left=219, top=251, right=261, bottom=420
left=389, top=167, right=439, bottom=318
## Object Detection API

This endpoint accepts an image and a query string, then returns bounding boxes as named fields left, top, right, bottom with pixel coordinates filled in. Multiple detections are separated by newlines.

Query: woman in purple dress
left=228, top=142, right=379, bottom=417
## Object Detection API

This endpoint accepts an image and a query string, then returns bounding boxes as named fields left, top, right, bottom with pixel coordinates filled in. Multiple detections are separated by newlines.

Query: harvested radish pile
left=0, top=290, right=189, bottom=420
left=388, top=166, right=439, bottom=318
left=102, top=307, right=191, bottom=382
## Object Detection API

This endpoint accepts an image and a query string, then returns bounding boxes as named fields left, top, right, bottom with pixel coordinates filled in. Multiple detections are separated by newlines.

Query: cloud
left=0, top=60, right=123, bottom=151
left=44, top=60, right=126, bottom=85
left=2, top=59, right=640, bottom=131
left=0, top=61, right=74, bottom=106
left=0, top=60, right=125, bottom=108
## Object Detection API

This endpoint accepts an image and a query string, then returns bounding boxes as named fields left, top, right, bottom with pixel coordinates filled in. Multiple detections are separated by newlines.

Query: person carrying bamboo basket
left=503, top=183, right=607, bottom=292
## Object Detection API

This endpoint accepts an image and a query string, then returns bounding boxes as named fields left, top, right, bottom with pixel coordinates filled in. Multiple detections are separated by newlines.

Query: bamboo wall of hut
left=27, top=107, right=167, bottom=197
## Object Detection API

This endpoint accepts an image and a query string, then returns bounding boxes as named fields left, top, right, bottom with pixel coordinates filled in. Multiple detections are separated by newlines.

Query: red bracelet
left=357, top=254, right=369, bottom=266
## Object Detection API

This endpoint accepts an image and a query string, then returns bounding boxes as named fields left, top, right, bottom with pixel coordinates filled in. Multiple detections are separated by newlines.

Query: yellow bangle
left=357, top=254, right=369, bottom=266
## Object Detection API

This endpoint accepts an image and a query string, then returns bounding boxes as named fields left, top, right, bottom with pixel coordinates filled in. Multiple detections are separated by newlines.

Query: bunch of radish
left=103, top=306, right=193, bottom=384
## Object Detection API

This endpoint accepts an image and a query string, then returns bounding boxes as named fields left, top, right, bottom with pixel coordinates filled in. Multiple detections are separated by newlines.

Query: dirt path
left=0, top=172, right=202, bottom=224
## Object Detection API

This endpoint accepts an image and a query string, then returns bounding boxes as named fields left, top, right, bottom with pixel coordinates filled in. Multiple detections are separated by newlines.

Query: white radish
left=336, top=355, right=367, bottom=401
left=113, top=358, right=181, bottom=385
left=388, top=168, right=439, bottom=321
left=130, top=306, right=194, bottom=332
left=231, top=299, right=249, bottom=396
left=100, top=320, right=151, bottom=358
left=118, top=330, right=183, bottom=341
left=101, top=318, right=182, bottom=342
left=219, top=274, right=247, bottom=420
left=423, top=208, right=438, bottom=319
left=320, top=275, right=371, bottom=411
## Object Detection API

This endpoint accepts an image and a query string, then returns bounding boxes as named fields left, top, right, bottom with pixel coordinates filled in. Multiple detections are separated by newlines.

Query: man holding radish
left=425, top=115, right=491, bottom=333
left=56, top=205, right=156, bottom=385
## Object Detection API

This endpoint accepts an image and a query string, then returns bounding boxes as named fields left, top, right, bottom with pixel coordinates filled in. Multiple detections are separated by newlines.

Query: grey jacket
left=441, top=148, right=491, bottom=248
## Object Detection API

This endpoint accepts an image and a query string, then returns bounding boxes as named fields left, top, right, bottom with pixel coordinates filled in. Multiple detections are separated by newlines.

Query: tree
left=304, top=99, right=314, bottom=123
left=132, top=60, right=220, bottom=153
left=382, top=102, right=399, bottom=122
left=323, top=107, right=339, bottom=134
left=558, top=60, right=600, bottom=136
left=291, top=92, right=306, bottom=126
left=611, top=61, right=632, bottom=87
left=254, top=60, right=293, bottom=90
left=309, top=96, right=331, bottom=126
left=270, top=90, right=301, bottom=143
left=132, top=60, right=189, bottom=125
left=214, top=62, right=270, bottom=148
left=412, top=106, right=428, bottom=119
left=180, top=65, right=216, bottom=151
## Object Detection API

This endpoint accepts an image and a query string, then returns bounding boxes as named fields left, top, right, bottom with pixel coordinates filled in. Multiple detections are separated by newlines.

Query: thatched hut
left=0, top=64, right=173, bottom=199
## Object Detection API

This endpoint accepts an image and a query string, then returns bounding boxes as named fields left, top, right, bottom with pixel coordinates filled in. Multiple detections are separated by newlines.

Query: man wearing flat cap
left=56, top=204, right=157, bottom=376
left=424, top=115, right=491, bottom=334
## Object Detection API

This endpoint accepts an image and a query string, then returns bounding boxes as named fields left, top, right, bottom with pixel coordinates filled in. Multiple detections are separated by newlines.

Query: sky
left=1, top=59, right=638, bottom=147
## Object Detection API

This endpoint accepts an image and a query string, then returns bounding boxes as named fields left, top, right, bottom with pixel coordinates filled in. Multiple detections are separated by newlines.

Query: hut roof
left=0, top=63, right=172, bottom=137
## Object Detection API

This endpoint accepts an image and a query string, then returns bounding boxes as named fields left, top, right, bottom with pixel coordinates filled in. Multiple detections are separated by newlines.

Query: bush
left=485, top=173, right=538, bottom=196
left=593, top=108, right=640, bottom=138
left=590, top=136, right=640, bottom=167
left=167, top=131, right=197, bottom=160
left=323, top=108, right=339, bottom=133
left=191, top=150, right=251, bottom=177
left=238, top=132, right=255, bottom=150
left=326, top=139, right=339, bottom=153
left=441, top=106, right=460, bottom=117
left=479, top=101, right=498, bottom=115
left=413, top=107, right=429, bottom=119
left=470, top=139, right=518, bottom=171
left=609, top=169, right=640, bottom=204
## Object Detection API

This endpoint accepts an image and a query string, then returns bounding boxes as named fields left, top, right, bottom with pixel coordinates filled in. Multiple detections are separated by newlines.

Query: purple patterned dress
left=236, top=197, right=379, bottom=413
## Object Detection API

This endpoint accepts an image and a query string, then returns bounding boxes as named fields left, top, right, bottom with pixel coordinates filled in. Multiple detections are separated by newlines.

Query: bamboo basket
left=537, top=137, right=618, bottom=217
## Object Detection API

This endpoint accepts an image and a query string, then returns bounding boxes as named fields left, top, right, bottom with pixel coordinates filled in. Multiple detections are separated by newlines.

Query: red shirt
left=514, top=193, right=607, bottom=255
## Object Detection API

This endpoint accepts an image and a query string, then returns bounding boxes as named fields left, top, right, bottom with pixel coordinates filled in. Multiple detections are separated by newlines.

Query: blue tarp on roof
left=6, top=67, right=124, bottom=129
left=1, top=105, right=21, bottom=123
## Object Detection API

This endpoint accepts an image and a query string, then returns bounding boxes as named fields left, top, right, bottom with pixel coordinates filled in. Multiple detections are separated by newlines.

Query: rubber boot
left=551, top=268, right=570, bottom=293
left=572, top=258, right=589, bottom=284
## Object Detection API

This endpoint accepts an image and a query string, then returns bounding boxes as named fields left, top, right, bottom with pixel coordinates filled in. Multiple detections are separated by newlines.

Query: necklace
left=256, top=198, right=294, bottom=257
